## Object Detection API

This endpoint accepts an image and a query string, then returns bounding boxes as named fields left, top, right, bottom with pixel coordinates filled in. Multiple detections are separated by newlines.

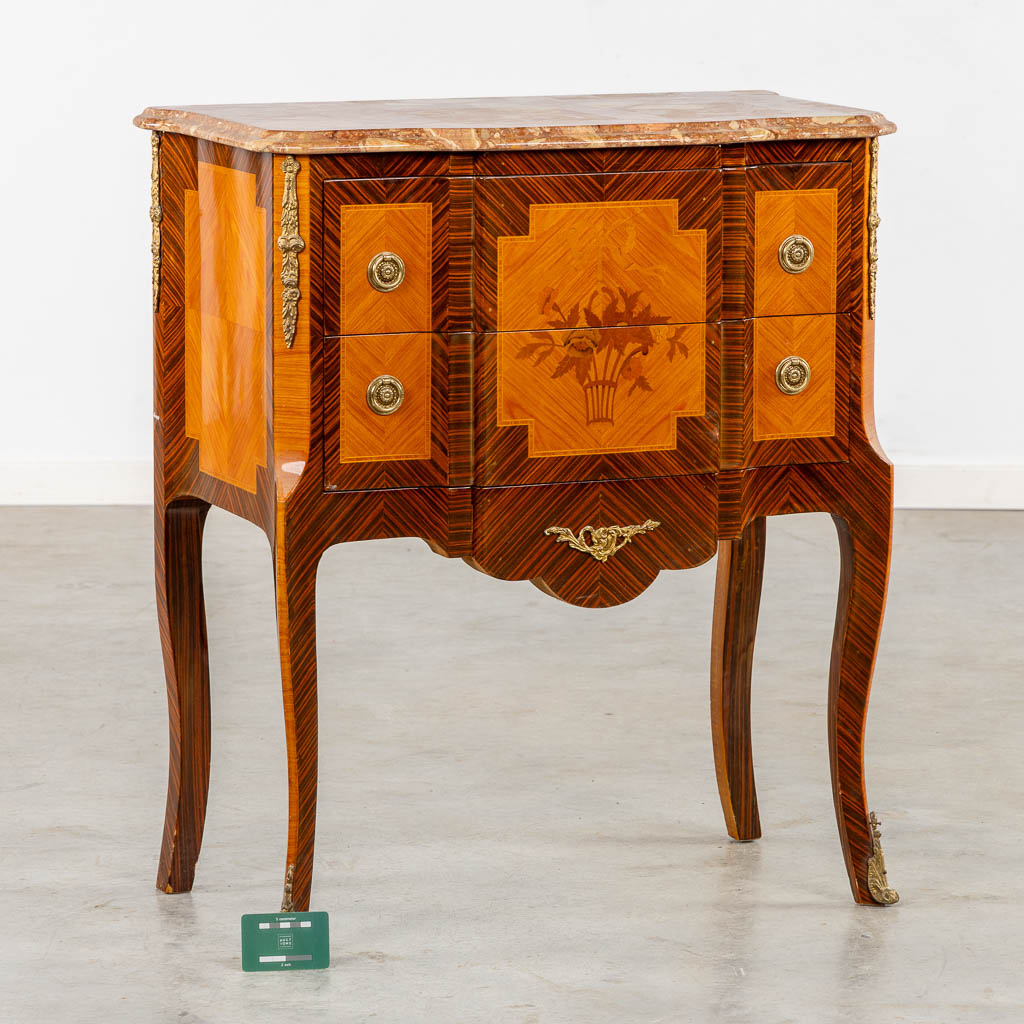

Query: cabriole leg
left=275, top=528, right=321, bottom=912
left=156, top=498, right=212, bottom=894
left=829, top=509, right=899, bottom=905
left=710, top=516, right=766, bottom=841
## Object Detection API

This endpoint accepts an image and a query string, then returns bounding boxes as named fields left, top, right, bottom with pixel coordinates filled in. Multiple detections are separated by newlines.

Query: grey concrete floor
left=1, top=507, right=1022, bottom=1023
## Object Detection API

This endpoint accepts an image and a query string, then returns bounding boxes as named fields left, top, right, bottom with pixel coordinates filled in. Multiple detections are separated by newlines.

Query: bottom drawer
left=466, top=475, right=717, bottom=608
left=742, top=313, right=851, bottom=468
left=323, top=332, right=448, bottom=491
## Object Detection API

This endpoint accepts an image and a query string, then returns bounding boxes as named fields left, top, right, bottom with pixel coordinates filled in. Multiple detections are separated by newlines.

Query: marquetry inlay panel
left=487, top=197, right=710, bottom=467
left=496, top=200, right=706, bottom=332
left=753, top=314, right=836, bottom=441
left=336, top=333, right=432, bottom=464
left=338, top=202, right=432, bottom=334
left=497, top=322, right=705, bottom=458
left=184, top=160, right=267, bottom=493
left=753, top=187, right=838, bottom=316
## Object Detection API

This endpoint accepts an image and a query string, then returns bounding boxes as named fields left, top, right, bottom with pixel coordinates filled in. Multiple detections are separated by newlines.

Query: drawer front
left=475, top=169, right=722, bottom=333
left=747, top=161, right=854, bottom=317
left=738, top=313, right=851, bottom=468
left=475, top=323, right=720, bottom=487
left=323, top=333, right=448, bottom=491
left=322, top=176, right=449, bottom=336
left=468, top=474, right=718, bottom=608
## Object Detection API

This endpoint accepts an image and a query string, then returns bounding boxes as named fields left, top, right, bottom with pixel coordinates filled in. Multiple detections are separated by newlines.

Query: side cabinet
left=140, top=91, right=897, bottom=915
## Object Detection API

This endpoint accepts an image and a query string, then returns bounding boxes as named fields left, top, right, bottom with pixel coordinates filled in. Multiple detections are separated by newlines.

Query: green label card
left=241, top=912, right=330, bottom=972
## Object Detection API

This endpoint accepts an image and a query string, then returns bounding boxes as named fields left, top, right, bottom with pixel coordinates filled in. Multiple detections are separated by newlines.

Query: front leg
left=275, top=525, right=321, bottom=912
left=710, top=516, right=766, bottom=841
left=156, top=498, right=212, bottom=894
left=829, top=504, right=898, bottom=905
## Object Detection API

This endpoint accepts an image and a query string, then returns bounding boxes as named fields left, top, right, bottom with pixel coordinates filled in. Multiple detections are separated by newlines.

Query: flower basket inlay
left=515, top=287, right=692, bottom=426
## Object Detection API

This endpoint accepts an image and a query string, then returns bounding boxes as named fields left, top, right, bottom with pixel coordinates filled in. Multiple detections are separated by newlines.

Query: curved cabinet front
left=466, top=474, right=718, bottom=608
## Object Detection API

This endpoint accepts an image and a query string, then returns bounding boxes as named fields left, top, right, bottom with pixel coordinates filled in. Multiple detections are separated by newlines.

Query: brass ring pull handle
left=775, top=356, right=811, bottom=395
left=366, top=374, right=405, bottom=415
left=367, top=251, right=406, bottom=292
left=778, top=234, right=814, bottom=274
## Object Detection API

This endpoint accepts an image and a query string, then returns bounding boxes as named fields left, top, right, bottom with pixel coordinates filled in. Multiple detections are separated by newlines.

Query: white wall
left=1, top=0, right=1021, bottom=506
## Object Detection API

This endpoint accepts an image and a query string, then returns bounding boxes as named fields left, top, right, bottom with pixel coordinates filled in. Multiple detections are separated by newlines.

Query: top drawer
left=747, top=161, right=855, bottom=317
left=322, top=175, right=449, bottom=336
left=475, top=169, right=722, bottom=333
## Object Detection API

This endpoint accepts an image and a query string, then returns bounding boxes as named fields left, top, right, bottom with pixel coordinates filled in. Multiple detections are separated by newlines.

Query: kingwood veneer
left=135, top=92, right=900, bottom=912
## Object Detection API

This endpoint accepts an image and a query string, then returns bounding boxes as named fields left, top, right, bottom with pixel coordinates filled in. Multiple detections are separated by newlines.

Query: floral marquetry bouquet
left=515, top=286, right=692, bottom=426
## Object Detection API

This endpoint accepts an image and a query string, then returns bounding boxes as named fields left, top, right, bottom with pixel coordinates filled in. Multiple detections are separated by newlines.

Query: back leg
left=155, top=497, right=212, bottom=893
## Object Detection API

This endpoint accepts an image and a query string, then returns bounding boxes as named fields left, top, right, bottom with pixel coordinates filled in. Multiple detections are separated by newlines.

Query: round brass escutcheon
left=366, top=374, right=405, bottom=416
left=778, top=234, right=815, bottom=274
left=367, top=251, right=406, bottom=292
left=775, top=356, right=811, bottom=395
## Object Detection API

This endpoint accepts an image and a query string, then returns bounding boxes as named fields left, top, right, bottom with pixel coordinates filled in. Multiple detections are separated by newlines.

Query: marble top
left=134, top=91, right=895, bottom=154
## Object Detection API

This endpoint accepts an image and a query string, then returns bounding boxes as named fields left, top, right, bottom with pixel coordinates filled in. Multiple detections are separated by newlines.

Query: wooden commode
left=134, top=91, right=900, bottom=912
